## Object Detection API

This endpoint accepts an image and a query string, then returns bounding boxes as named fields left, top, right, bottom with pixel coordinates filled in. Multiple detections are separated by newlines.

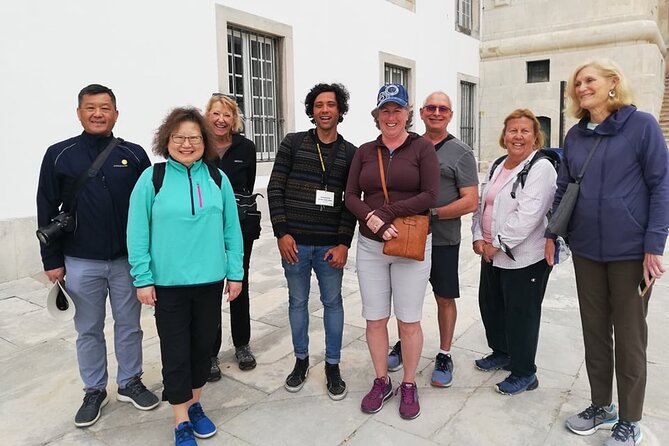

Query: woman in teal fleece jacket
left=127, top=107, right=243, bottom=446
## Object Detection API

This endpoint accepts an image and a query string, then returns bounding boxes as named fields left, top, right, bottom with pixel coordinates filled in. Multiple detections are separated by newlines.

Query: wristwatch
left=430, top=208, right=439, bottom=219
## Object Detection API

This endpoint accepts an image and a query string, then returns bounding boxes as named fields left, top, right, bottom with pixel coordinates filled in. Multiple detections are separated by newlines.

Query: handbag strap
left=377, top=147, right=390, bottom=204
left=65, top=137, right=122, bottom=211
left=574, top=135, right=603, bottom=184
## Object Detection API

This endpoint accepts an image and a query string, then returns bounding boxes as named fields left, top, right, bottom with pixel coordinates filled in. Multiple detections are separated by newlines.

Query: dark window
left=460, top=81, right=476, bottom=148
left=527, top=60, right=550, bottom=83
left=227, top=26, right=281, bottom=161
left=384, top=64, right=409, bottom=88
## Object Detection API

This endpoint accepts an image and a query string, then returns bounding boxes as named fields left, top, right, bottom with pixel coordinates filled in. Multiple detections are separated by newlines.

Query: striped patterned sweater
left=268, top=130, right=357, bottom=247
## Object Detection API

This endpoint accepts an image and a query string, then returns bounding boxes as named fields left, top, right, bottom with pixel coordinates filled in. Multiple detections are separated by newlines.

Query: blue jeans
left=282, top=244, right=344, bottom=364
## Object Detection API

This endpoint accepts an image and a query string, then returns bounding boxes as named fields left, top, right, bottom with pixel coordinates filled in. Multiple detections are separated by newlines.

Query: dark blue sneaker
left=175, top=421, right=197, bottom=446
left=431, top=353, right=453, bottom=387
left=474, top=352, right=511, bottom=371
left=187, top=402, right=216, bottom=438
left=387, top=341, right=403, bottom=372
left=496, top=373, right=539, bottom=395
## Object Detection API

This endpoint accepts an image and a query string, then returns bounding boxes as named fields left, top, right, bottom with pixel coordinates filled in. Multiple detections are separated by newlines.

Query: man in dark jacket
left=268, top=83, right=356, bottom=401
left=36, top=84, right=159, bottom=427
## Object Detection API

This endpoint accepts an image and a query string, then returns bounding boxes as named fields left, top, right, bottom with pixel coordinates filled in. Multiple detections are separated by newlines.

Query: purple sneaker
left=361, top=377, right=393, bottom=413
left=397, top=382, right=420, bottom=420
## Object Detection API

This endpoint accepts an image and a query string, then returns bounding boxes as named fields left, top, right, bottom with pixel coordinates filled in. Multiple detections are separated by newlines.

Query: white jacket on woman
left=472, top=150, right=557, bottom=269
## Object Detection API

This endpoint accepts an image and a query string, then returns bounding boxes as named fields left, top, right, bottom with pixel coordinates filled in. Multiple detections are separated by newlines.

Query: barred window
left=460, top=81, right=476, bottom=148
left=228, top=26, right=281, bottom=160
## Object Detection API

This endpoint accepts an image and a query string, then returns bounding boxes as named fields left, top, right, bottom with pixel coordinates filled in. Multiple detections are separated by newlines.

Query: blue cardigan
left=552, top=105, right=669, bottom=261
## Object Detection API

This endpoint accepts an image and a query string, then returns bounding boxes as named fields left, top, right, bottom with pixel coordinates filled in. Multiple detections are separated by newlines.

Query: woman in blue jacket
left=127, top=107, right=244, bottom=446
left=547, top=60, right=668, bottom=446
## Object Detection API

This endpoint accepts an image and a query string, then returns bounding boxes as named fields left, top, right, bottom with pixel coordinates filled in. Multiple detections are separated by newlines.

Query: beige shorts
left=355, top=234, right=432, bottom=322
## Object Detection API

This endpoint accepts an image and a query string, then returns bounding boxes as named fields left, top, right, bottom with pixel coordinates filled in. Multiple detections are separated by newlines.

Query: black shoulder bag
left=36, top=137, right=122, bottom=245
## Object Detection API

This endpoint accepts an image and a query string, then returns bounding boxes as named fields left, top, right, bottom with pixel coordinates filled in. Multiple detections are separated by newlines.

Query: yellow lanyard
left=316, top=143, right=326, bottom=173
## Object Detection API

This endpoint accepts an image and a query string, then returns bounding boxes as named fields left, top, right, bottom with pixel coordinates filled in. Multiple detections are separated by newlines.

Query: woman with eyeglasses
left=127, top=107, right=244, bottom=446
left=203, top=93, right=259, bottom=378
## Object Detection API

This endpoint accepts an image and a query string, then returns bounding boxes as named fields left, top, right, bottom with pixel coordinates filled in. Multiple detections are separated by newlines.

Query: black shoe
left=235, top=345, right=257, bottom=371
left=285, top=356, right=309, bottom=392
left=74, top=389, right=109, bottom=427
left=325, top=362, right=347, bottom=401
left=116, top=376, right=160, bottom=410
left=208, top=357, right=221, bottom=382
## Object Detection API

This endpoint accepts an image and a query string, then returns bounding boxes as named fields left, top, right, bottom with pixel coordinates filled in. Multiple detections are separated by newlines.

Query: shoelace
left=124, top=378, right=148, bottom=396
left=399, top=384, right=416, bottom=403
left=611, top=421, right=635, bottom=441
left=83, top=391, right=104, bottom=407
left=189, top=404, right=206, bottom=422
left=369, top=379, right=388, bottom=399
left=578, top=404, right=602, bottom=420
left=436, top=356, right=450, bottom=372
left=176, top=424, right=195, bottom=442
left=237, top=346, right=253, bottom=361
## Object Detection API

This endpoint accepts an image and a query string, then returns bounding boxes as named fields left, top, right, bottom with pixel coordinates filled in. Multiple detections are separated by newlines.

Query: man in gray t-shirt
left=386, top=92, right=479, bottom=387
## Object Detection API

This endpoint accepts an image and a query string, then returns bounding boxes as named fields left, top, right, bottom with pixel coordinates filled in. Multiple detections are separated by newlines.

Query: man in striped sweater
left=268, top=83, right=357, bottom=401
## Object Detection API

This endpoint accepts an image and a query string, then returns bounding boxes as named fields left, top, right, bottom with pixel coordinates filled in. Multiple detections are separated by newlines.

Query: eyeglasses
left=171, top=134, right=203, bottom=145
left=423, top=104, right=452, bottom=113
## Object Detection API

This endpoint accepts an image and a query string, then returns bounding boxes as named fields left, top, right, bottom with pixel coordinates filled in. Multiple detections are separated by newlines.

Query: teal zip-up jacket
left=127, top=158, right=244, bottom=288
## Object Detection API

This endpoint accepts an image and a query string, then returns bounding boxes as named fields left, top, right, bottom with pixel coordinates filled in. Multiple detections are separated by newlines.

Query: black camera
left=36, top=212, right=75, bottom=246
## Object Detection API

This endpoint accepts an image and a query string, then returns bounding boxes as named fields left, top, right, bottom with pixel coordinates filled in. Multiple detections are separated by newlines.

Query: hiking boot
left=361, top=377, right=393, bottom=413
left=207, top=357, right=221, bottom=382
left=566, top=403, right=618, bottom=435
left=474, top=352, right=511, bottom=371
left=285, top=356, right=309, bottom=392
left=431, top=353, right=454, bottom=388
left=74, top=389, right=109, bottom=427
left=116, top=376, right=160, bottom=410
left=397, top=382, right=421, bottom=420
left=495, top=373, right=539, bottom=395
left=387, top=341, right=403, bottom=372
left=325, top=362, right=347, bottom=401
left=235, top=345, right=257, bottom=371
left=175, top=421, right=197, bottom=446
left=605, top=421, right=643, bottom=445
left=187, top=402, right=216, bottom=439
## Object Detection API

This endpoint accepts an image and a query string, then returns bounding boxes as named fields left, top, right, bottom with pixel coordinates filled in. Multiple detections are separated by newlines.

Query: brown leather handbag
left=376, top=147, right=429, bottom=261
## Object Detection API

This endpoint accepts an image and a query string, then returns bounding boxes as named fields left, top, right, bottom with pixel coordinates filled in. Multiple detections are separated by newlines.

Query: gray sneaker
left=605, top=421, right=643, bottom=445
left=566, top=404, right=618, bottom=435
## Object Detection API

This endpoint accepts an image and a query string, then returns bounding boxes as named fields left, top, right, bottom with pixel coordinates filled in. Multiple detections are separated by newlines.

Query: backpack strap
left=488, top=155, right=508, bottom=181
left=152, top=161, right=222, bottom=195
left=205, top=162, right=222, bottom=188
left=290, top=131, right=308, bottom=158
left=152, top=162, right=166, bottom=195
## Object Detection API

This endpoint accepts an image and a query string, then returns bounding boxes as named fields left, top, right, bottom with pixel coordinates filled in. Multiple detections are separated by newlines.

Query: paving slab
left=1, top=210, right=667, bottom=446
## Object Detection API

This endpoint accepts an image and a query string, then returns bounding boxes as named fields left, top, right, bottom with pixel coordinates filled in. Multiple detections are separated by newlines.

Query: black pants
left=155, top=281, right=223, bottom=405
left=478, top=258, right=551, bottom=377
left=212, top=238, right=254, bottom=355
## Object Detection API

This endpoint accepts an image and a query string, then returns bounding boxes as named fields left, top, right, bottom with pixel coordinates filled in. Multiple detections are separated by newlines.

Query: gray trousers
left=572, top=255, right=649, bottom=422
left=64, top=256, right=143, bottom=391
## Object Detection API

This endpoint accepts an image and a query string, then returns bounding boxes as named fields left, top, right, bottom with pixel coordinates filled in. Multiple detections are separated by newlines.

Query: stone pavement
left=1, top=194, right=667, bottom=446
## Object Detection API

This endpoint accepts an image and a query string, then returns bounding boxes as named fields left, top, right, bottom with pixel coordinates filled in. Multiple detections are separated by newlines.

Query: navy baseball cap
left=376, top=83, right=409, bottom=108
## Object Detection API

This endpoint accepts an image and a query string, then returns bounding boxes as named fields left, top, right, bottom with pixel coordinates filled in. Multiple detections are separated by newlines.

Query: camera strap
left=64, top=137, right=123, bottom=212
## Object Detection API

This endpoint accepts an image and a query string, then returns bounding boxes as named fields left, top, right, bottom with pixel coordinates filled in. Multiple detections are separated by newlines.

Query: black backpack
left=488, top=149, right=561, bottom=198
left=151, top=161, right=222, bottom=194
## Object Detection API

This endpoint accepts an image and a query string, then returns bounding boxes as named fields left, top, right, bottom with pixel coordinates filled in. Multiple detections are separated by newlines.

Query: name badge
left=315, top=190, right=335, bottom=207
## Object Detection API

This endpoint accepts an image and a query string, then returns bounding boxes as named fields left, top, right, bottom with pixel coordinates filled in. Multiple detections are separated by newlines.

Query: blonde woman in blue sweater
left=127, top=107, right=243, bottom=446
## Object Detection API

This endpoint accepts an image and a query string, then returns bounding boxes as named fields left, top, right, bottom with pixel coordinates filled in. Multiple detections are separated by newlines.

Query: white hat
left=46, top=281, right=75, bottom=321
